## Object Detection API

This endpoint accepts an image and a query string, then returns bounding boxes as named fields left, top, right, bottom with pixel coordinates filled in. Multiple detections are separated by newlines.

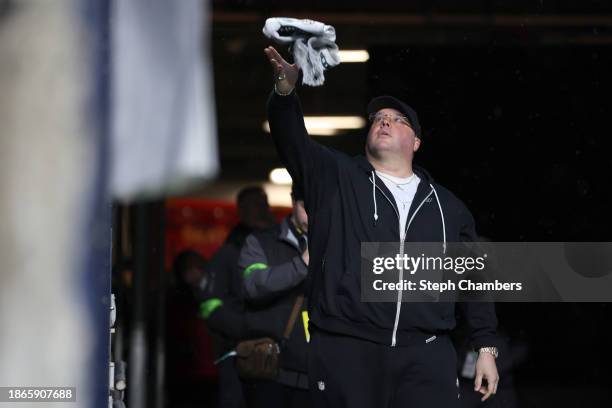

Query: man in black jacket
left=263, top=46, right=499, bottom=408
left=237, top=186, right=310, bottom=408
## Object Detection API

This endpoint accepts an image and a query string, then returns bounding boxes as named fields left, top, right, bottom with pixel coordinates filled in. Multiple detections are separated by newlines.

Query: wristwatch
left=478, top=347, right=499, bottom=359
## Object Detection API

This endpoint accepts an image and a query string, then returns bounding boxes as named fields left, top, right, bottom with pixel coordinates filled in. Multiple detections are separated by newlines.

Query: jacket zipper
left=391, top=189, right=433, bottom=346
left=370, top=177, right=435, bottom=346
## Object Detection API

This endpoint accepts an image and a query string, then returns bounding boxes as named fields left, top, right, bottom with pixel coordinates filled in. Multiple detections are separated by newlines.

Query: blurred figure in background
left=166, top=250, right=217, bottom=408
left=201, top=186, right=276, bottom=408
left=209, top=187, right=277, bottom=300
left=237, top=184, right=311, bottom=408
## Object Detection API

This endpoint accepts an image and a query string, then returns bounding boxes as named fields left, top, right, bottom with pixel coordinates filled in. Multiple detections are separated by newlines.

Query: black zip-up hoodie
left=267, top=91, right=498, bottom=349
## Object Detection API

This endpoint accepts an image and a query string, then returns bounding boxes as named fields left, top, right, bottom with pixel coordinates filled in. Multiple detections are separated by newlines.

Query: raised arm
left=264, top=46, right=337, bottom=208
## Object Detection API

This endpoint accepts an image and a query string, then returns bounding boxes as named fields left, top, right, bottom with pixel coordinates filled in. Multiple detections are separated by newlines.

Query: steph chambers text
left=372, top=279, right=523, bottom=293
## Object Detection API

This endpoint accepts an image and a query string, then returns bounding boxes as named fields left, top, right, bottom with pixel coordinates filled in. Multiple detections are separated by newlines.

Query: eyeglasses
left=368, top=112, right=412, bottom=127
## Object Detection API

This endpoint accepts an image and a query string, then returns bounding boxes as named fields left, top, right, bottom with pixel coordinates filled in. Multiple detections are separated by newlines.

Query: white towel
left=263, top=17, right=341, bottom=86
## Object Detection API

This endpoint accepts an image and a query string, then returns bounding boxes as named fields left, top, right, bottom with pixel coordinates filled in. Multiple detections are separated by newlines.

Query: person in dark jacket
left=207, top=186, right=277, bottom=304
left=237, top=186, right=310, bottom=408
left=200, top=186, right=276, bottom=408
left=263, top=46, right=500, bottom=408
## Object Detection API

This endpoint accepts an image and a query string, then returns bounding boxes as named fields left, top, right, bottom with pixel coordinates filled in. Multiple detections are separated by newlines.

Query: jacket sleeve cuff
left=268, top=88, right=297, bottom=108
left=471, top=333, right=500, bottom=350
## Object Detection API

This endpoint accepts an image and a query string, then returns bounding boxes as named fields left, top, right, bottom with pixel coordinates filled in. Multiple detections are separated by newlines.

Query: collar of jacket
left=279, top=215, right=302, bottom=250
left=353, top=154, right=434, bottom=184
left=354, top=155, right=439, bottom=225
left=225, top=222, right=254, bottom=248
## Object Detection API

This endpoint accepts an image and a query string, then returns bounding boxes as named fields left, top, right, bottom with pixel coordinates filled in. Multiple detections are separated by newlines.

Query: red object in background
left=165, top=198, right=290, bottom=268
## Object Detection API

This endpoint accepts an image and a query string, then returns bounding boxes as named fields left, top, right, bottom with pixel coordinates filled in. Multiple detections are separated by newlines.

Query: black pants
left=243, top=379, right=310, bottom=408
left=217, top=359, right=245, bottom=408
left=308, top=328, right=460, bottom=408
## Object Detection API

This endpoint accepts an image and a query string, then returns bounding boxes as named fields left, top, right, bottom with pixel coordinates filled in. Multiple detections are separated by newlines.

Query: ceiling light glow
left=338, top=50, right=370, bottom=63
left=269, top=168, right=292, bottom=185
left=263, top=116, right=366, bottom=136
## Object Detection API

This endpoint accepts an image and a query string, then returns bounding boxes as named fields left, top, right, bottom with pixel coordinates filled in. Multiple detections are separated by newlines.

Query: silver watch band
left=478, top=347, right=499, bottom=359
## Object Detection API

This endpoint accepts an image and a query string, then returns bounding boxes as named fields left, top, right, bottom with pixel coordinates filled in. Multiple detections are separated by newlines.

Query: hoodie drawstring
left=370, top=173, right=446, bottom=255
left=430, top=184, right=447, bottom=254
left=371, top=171, right=378, bottom=224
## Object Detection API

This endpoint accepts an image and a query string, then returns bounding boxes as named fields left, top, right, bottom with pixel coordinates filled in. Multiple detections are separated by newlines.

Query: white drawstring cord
left=372, top=171, right=378, bottom=222
left=431, top=184, right=447, bottom=254
left=371, top=174, right=445, bottom=255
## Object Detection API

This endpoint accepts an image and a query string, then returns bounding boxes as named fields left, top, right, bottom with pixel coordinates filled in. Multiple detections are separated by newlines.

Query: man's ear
left=414, top=137, right=421, bottom=152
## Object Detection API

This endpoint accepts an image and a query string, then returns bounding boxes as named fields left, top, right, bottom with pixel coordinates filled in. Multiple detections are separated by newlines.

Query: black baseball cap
left=367, top=96, right=422, bottom=139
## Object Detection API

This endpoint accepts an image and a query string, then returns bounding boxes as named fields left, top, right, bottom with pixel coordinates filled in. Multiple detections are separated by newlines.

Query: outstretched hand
left=264, top=46, right=299, bottom=94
